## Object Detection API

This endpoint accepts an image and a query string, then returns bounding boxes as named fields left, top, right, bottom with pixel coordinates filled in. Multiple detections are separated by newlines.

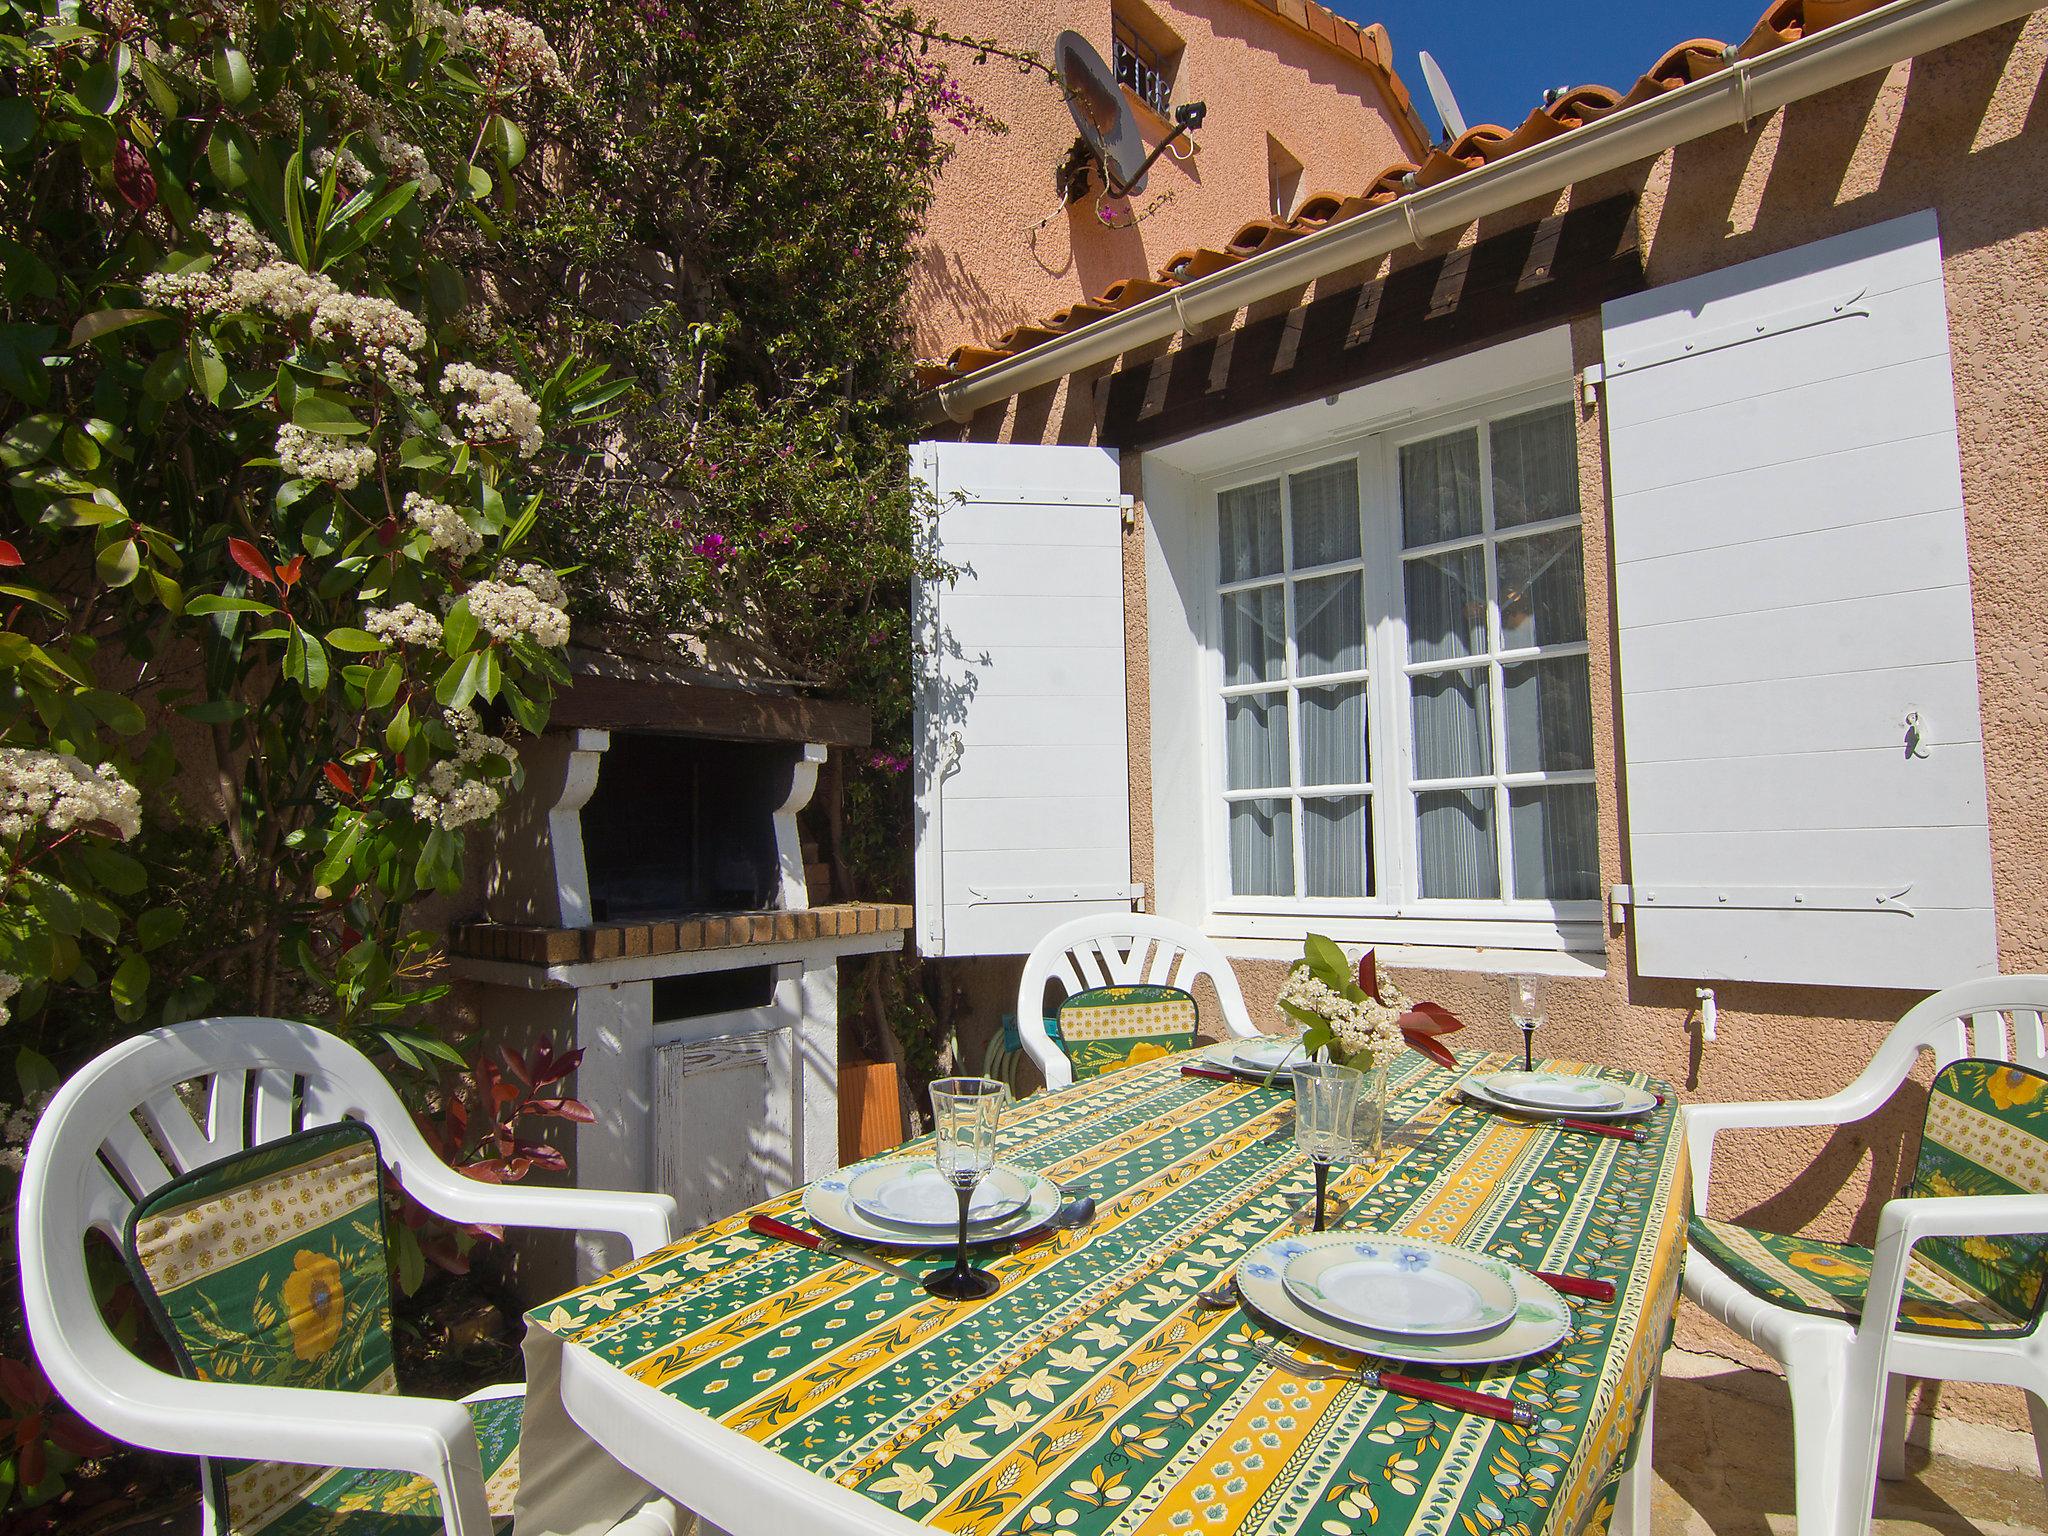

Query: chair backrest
left=1055, top=985, right=1199, bottom=1081
left=1832, top=977, right=2048, bottom=1120
left=1906, top=1057, right=2048, bottom=1327
left=1016, top=915, right=1260, bottom=1089
left=17, top=1018, right=460, bottom=1497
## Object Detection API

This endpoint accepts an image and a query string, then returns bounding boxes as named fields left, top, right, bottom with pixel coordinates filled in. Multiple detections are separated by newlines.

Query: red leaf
left=323, top=762, right=357, bottom=800
left=378, top=516, right=400, bottom=547
left=1399, top=1001, right=1465, bottom=1037
left=355, top=760, right=378, bottom=793
left=1402, top=1029, right=1458, bottom=1070
left=417, top=1230, right=473, bottom=1274
left=461, top=1158, right=510, bottom=1183
left=515, top=1145, right=567, bottom=1172
left=227, top=537, right=275, bottom=586
left=16, top=1430, right=44, bottom=1489
left=0, top=541, right=22, bottom=568
left=499, top=1045, right=532, bottom=1088
left=1356, top=947, right=1378, bottom=1001
left=277, top=554, right=304, bottom=589
left=0, top=1358, right=42, bottom=1409
left=525, top=1095, right=595, bottom=1124
left=49, top=1412, right=108, bottom=1458
left=463, top=1223, right=506, bottom=1245
left=112, top=140, right=157, bottom=212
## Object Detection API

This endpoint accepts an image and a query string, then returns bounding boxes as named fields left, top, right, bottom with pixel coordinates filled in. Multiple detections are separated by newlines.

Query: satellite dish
left=1417, top=50, right=1469, bottom=144
left=1054, top=29, right=1149, bottom=197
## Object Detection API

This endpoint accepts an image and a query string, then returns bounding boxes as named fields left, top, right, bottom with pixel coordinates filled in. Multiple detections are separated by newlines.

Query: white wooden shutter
left=1604, top=210, right=1996, bottom=990
left=912, top=442, right=1136, bottom=957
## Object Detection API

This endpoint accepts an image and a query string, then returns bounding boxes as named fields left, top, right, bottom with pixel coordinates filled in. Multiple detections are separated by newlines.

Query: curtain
left=1509, top=784, right=1598, bottom=899
left=1410, top=668, right=1491, bottom=779
left=1221, top=586, right=1285, bottom=686
left=1294, top=572, right=1363, bottom=676
left=1219, top=480, right=1283, bottom=581
left=1225, top=693, right=1289, bottom=790
left=1489, top=403, right=1579, bottom=529
left=1300, top=682, right=1365, bottom=786
left=1229, top=799, right=1294, bottom=896
left=1502, top=659, right=1592, bottom=773
left=1415, top=788, right=1499, bottom=898
left=1404, top=546, right=1485, bottom=663
left=1288, top=461, right=1361, bottom=568
left=1495, top=527, right=1586, bottom=650
left=1399, top=429, right=1481, bottom=547
left=1304, top=795, right=1370, bottom=897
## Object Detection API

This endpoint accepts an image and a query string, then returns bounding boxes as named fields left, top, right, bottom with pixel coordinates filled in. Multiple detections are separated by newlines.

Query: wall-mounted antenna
left=1053, top=30, right=1206, bottom=203
left=1417, top=50, right=1468, bottom=146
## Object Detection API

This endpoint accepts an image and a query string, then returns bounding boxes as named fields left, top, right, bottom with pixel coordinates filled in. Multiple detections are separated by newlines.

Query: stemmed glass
left=923, top=1076, right=1006, bottom=1300
left=1292, top=1061, right=1363, bottom=1232
left=1511, top=975, right=1544, bottom=1073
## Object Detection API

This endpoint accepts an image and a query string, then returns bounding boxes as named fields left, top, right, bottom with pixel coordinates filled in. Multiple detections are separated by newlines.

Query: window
left=1112, top=12, right=1176, bottom=119
left=1207, top=396, right=1596, bottom=917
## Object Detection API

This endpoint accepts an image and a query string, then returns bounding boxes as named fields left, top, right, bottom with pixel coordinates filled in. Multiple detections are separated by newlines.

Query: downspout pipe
left=928, top=0, right=2043, bottom=425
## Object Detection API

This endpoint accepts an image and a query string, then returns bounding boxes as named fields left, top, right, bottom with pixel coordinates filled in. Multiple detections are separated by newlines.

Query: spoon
left=1015, top=1185, right=1095, bottom=1250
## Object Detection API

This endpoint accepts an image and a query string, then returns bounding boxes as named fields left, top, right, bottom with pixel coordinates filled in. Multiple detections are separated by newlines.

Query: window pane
left=1404, top=546, right=1486, bottom=662
left=1399, top=429, right=1481, bottom=546
left=1221, top=585, right=1284, bottom=684
left=1295, top=571, right=1363, bottom=676
left=1497, top=527, right=1586, bottom=649
left=1224, top=692, right=1290, bottom=790
left=1229, top=799, right=1294, bottom=896
left=1289, top=461, right=1361, bottom=568
left=1490, top=403, right=1579, bottom=530
left=1411, top=667, right=1491, bottom=779
left=1509, top=784, right=1599, bottom=900
left=1300, top=682, right=1366, bottom=786
left=1502, top=657, right=1593, bottom=773
left=1219, top=480, right=1283, bottom=581
left=1304, top=795, right=1371, bottom=897
left=1415, top=788, right=1499, bottom=899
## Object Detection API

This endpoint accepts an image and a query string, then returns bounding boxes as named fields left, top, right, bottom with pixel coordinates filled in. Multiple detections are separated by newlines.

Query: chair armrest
left=398, top=1163, right=676, bottom=1259
left=1683, top=1087, right=1897, bottom=1217
left=1858, top=1191, right=2048, bottom=1351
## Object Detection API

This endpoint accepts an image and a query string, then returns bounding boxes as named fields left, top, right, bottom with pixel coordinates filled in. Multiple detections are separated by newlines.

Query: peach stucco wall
left=907, top=0, right=1418, bottom=359
left=934, top=15, right=2048, bottom=1428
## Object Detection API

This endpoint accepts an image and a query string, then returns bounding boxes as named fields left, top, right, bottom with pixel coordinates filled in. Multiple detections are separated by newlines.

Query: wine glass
left=1291, top=1061, right=1363, bottom=1232
left=1511, top=975, right=1544, bottom=1073
left=924, top=1076, right=1006, bottom=1300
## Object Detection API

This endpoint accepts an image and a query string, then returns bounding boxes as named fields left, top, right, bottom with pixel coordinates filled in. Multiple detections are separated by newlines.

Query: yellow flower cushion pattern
left=1904, top=1059, right=2048, bottom=1325
left=122, top=1121, right=520, bottom=1535
left=1686, top=1216, right=2022, bottom=1334
left=1056, top=985, right=1198, bottom=1080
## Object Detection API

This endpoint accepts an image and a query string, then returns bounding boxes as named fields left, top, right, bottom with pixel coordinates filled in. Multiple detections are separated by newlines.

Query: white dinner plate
left=1197, top=1039, right=1300, bottom=1082
left=1479, top=1071, right=1627, bottom=1112
left=804, top=1165, right=1061, bottom=1249
left=1232, top=1036, right=1309, bottom=1074
left=1236, top=1232, right=1569, bottom=1366
left=1280, top=1235, right=1519, bottom=1340
left=1461, top=1074, right=1658, bottom=1122
left=844, top=1160, right=1032, bottom=1227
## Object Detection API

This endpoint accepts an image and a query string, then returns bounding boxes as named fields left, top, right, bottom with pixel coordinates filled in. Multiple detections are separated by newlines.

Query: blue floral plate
left=1280, top=1234, right=1518, bottom=1339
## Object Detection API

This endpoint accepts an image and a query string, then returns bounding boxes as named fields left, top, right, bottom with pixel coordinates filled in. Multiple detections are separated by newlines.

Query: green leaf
left=0, top=412, right=62, bottom=466
left=325, top=626, right=387, bottom=653
left=111, top=951, right=151, bottom=1022
left=299, top=628, right=328, bottom=693
left=364, top=660, right=403, bottom=709
left=486, top=114, right=526, bottom=166
left=189, top=334, right=228, bottom=404
left=1303, top=933, right=1351, bottom=991
left=212, top=45, right=253, bottom=104
left=441, top=595, right=477, bottom=656
left=393, top=1220, right=427, bottom=1295
left=291, top=389, right=369, bottom=436
left=0, top=98, right=36, bottom=156
left=474, top=645, right=501, bottom=700
left=141, top=349, right=190, bottom=402
left=135, top=57, right=181, bottom=118
left=68, top=307, right=157, bottom=349
left=15, top=1048, right=60, bottom=1099
left=184, top=594, right=276, bottom=615
left=78, top=59, right=123, bottom=115
left=82, top=688, right=145, bottom=734
left=137, top=907, right=185, bottom=952
left=283, top=146, right=310, bottom=266
left=206, top=129, right=249, bottom=189
left=434, top=653, right=480, bottom=710
left=465, top=162, right=491, bottom=199
left=82, top=843, right=147, bottom=895
left=385, top=700, right=412, bottom=754
left=95, top=538, right=141, bottom=588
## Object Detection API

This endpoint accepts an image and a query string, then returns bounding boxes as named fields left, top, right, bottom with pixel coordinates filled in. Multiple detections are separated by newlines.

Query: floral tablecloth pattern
left=523, top=1049, right=1687, bottom=1536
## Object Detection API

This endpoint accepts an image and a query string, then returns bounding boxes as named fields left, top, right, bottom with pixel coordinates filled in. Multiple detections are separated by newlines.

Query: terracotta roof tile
left=916, top=0, right=1901, bottom=392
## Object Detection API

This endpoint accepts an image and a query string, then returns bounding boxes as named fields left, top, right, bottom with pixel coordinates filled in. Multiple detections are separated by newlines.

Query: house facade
left=908, top=0, right=2048, bottom=1432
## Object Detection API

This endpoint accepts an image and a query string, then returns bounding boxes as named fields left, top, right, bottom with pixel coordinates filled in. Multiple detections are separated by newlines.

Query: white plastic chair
left=18, top=1015, right=682, bottom=1536
left=1683, top=976, right=2048, bottom=1536
left=1016, top=914, right=1262, bottom=1089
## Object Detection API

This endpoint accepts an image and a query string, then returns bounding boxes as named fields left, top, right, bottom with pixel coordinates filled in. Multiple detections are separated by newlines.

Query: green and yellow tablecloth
left=518, top=1049, right=1687, bottom=1536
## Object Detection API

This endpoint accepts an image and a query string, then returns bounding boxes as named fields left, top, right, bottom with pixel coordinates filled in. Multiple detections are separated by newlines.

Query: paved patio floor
left=1653, top=1347, right=2046, bottom=1534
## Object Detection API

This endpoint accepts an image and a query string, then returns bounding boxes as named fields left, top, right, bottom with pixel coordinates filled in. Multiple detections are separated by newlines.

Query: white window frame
left=1190, top=380, right=1602, bottom=951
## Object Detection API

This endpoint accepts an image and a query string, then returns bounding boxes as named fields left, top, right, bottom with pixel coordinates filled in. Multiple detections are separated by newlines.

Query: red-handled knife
left=748, top=1214, right=924, bottom=1284
left=1534, top=1271, right=1617, bottom=1304
left=1182, top=1064, right=1256, bottom=1084
left=1365, top=1367, right=1537, bottom=1426
left=1560, top=1119, right=1649, bottom=1142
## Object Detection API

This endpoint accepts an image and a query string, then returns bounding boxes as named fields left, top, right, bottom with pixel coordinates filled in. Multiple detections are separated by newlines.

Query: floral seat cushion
left=1056, top=984, right=1198, bottom=1080
left=1689, top=1059, right=2048, bottom=1337
left=122, top=1120, right=519, bottom=1534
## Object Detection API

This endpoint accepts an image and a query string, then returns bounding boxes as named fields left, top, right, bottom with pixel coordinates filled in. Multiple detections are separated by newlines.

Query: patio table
left=515, top=1047, right=1687, bottom=1536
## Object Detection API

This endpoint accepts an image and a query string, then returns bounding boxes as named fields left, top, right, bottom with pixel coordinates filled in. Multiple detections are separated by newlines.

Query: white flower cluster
left=364, top=124, right=443, bottom=196
left=0, top=973, right=20, bottom=1032
left=276, top=423, right=378, bottom=489
left=0, top=750, right=143, bottom=843
left=440, top=362, right=543, bottom=457
left=458, top=7, right=569, bottom=90
left=312, top=144, right=372, bottom=185
left=141, top=267, right=232, bottom=313
left=363, top=601, right=444, bottom=647
left=466, top=574, right=569, bottom=647
left=495, top=559, right=564, bottom=605
left=194, top=209, right=280, bottom=269
left=310, top=291, right=427, bottom=394
left=406, top=492, right=482, bottom=557
left=230, top=260, right=340, bottom=320
left=410, top=706, right=518, bottom=830
left=0, top=1086, right=51, bottom=1174
left=1277, top=967, right=1410, bottom=1067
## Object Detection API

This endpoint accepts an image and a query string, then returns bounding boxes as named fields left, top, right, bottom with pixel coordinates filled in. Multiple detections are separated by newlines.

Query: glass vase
left=1347, top=1058, right=1391, bottom=1163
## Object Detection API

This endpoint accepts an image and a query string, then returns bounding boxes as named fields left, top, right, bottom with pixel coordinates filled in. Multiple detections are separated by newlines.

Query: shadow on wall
left=910, top=243, right=1035, bottom=361
left=909, top=503, right=983, bottom=869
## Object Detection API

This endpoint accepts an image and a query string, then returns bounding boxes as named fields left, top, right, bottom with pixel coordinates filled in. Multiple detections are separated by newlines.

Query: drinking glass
left=924, top=1076, right=1006, bottom=1300
left=1292, top=1061, right=1364, bottom=1231
left=1511, top=975, right=1544, bottom=1073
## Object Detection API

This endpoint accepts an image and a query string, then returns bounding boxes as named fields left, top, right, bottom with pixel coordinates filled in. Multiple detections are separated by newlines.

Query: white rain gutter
left=928, top=0, right=2042, bottom=424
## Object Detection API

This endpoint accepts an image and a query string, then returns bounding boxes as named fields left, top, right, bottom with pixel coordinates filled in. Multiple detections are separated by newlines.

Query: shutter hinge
left=1121, top=494, right=1138, bottom=531
left=964, top=883, right=1144, bottom=907
left=1579, top=364, right=1604, bottom=409
left=1615, top=882, right=1916, bottom=917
